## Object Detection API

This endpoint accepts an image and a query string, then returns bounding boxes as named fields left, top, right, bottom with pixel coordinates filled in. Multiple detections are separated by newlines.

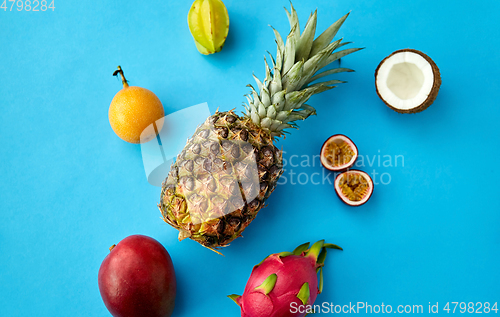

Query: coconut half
left=375, top=49, right=441, bottom=113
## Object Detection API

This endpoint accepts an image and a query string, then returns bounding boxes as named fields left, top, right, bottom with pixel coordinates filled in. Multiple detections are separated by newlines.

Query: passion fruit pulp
left=320, top=134, right=358, bottom=172
left=334, top=170, right=373, bottom=206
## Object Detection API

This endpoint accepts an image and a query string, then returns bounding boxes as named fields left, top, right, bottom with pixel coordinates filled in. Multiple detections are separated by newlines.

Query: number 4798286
left=1, top=0, right=55, bottom=11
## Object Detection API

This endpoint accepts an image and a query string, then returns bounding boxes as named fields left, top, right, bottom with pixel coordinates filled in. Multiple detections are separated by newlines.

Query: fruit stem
left=109, top=244, right=116, bottom=252
left=113, top=66, right=129, bottom=88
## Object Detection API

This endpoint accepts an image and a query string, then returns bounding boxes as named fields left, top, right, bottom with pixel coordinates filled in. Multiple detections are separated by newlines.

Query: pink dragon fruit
left=229, top=240, right=342, bottom=317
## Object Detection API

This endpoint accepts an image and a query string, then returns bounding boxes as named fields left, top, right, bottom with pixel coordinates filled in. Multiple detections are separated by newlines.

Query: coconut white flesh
left=376, top=51, right=434, bottom=110
left=320, top=135, right=358, bottom=170
left=334, top=171, right=373, bottom=206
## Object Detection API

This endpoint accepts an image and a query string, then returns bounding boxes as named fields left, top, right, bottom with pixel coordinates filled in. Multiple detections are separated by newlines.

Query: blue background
left=1, top=0, right=499, bottom=316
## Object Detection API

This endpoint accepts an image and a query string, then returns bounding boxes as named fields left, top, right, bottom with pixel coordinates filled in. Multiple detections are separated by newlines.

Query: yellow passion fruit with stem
left=108, top=66, right=165, bottom=144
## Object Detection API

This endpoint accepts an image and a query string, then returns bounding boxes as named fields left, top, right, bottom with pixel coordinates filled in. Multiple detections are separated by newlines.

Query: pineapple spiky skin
left=160, top=110, right=283, bottom=248
left=160, top=3, right=362, bottom=250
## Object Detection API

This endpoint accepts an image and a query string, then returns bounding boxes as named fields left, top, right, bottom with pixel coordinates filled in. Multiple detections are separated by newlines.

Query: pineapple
left=159, top=4, right=362, bottom=252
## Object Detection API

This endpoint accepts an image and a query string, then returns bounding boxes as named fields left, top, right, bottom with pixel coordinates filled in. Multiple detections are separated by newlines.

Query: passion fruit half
left=334, top=170, right=373, bottom=206
left=320, top=134, right=358, bottom=172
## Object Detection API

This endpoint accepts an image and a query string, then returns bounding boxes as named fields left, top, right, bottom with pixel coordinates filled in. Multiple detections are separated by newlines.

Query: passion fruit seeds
left=335, top=170, right=373, bottom=206
left=320, top=134, right=358, bottom=172
left=321, top=135, right=373, bottom=206
left=338, top=173, right=368, bottom=201
left=334, top=170, right=374, bottom=206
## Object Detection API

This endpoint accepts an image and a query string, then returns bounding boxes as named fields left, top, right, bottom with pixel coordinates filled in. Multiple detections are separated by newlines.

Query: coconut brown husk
left=375, top=49, right=441, bottom=114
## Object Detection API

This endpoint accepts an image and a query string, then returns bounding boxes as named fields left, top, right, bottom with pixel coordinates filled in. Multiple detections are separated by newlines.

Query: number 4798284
left=1, top=0, right=55, bottom=11
left=443, top=302, right=498, bottom=314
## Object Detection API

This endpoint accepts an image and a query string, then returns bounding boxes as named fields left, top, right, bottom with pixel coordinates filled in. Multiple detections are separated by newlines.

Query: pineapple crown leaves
left=243, top=3, right=363, bottom=138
